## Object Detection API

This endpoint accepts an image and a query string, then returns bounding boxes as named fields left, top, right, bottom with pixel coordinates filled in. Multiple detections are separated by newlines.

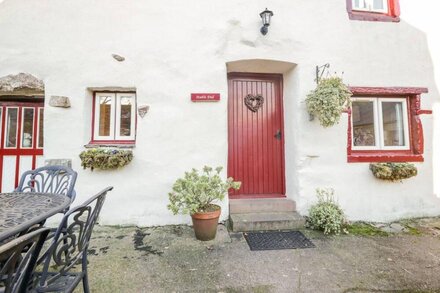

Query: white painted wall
left=0, top=0, right=439, bottom=225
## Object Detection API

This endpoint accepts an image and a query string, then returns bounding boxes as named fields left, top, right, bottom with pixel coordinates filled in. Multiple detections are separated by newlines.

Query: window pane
left=38, top=108, right=44, bottom=148
left=352, top=101, right=376, bottom=147
left=99, top=96, right=112, bottom=136
left=373, top=0, right=385, bottom=10
left=382, top=102, right=406, bottom=146
left=22, top=108, right=34, bottom=148
left=119, top=97, right=132, bottom=137
left=6, top=108, right=18, bottom=148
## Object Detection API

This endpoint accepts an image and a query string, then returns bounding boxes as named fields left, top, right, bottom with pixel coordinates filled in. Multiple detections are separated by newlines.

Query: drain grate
left=244, top=231, right=315, bottom=251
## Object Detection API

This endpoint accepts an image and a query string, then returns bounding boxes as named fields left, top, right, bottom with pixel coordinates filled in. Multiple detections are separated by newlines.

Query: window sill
left=348, top=153, right=423, bottom=163
left=85, top=142, right=135, bottom=149
left=348, top=11, right=400, bottom=22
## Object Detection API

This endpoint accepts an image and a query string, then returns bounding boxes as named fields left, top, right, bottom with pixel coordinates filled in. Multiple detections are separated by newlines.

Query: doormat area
left=244, top=231, right=315, bottom=251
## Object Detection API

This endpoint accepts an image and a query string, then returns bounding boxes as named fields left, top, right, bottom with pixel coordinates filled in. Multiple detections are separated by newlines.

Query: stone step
left=229, top=212, right=305, bottom=232
left=229, top=198, right=296, bottom=214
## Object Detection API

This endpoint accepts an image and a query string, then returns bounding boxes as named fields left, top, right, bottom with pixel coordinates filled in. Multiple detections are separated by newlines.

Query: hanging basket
left=369, top=162, right=417, bottom=181
left=305, top=76, right=352, bottom=127
left=79, top=148, right=133, bottom=171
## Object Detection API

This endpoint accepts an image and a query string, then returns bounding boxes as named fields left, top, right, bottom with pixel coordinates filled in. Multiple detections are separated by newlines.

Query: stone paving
left=84, top=218, right=440, bottom=293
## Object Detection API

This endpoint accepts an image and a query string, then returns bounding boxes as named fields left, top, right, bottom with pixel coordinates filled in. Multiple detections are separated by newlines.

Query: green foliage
left=347, top=222, right=389, bottom=236
left=79, top=148, right=133, bottom=171
left=305, top=76, right=352, bottom=127
left=306, top=188, right=347, bottom=235
left=369, top=162, right=417, bottom=181
left=167, top=166, right=241, bottom=215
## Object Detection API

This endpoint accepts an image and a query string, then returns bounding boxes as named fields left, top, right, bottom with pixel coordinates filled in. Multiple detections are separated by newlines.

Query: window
left=92, top=92, right=136, bottom=143
left=352, top=98, right=409, bottom=150
left=347, top=87, right=431, bottom=163
left=347, top=0, right=400, bottom=22
left=352, top=0, right=388, bottom=13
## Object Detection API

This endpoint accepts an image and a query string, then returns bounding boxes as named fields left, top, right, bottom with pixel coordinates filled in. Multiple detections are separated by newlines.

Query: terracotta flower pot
left=191, top=205, right=221, bottom=241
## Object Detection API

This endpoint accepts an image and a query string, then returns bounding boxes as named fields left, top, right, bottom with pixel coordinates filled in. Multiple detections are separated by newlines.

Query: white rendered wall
left=0, top=0, right=439, bottom=225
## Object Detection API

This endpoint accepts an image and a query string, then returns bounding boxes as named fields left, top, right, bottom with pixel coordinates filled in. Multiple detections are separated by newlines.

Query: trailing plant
left=369, top=162, right=417, bottom=181
left=168, top=166, right=241, bottom=215
left=79, top=148, right=133, bottom=171
left=306, top=188, right=348, bottom=235
left=305, top=76, right=352, bottom=127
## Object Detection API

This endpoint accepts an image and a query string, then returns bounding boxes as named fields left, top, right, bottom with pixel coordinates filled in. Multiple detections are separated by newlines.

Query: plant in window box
left=167, top=166, right=241, bottom=241
left=79, top=148, right=133, bottom=171
left=306, top=76, right=352, bottom=127
left=369, top=162, right=417, bottom=181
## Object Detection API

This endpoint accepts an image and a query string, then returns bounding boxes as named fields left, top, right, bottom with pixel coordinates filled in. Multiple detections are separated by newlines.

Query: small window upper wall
left=347, top=0, right=400, bottom=22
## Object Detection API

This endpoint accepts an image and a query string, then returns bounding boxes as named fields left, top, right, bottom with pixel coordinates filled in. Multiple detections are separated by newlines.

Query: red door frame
left=227, top=72, right=286, bottom=199
left=0, top=101, right=44, bottom=192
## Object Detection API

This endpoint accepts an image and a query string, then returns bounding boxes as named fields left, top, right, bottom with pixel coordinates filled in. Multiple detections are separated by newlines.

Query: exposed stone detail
left=0, top=73, right=44, bottom=95
left=49, top=95, right=71, bottom=108
left=138, top=105, right=150, bottom=118
left=112, top=54, right=125, bottom=62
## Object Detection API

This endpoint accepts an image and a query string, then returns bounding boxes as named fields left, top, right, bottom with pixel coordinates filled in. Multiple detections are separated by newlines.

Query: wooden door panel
left=228, top=73, right=285, bottom=198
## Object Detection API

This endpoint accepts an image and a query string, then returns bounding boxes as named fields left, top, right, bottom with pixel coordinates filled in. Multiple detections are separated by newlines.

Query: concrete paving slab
left=84, top=221, right=440, bottom=292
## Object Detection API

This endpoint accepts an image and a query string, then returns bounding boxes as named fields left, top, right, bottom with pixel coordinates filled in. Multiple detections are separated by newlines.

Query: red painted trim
left=0, top=107, right=5, bottom=191
left=348, top=154, right=423, bottom=163
left=91, top=92, right=96, bottom=143
left=346, top=0, right=400, bottom=22
left=229, top=194, right=287, bottom=199
left=348, top=88, right=429, bottom=163
left=417, top=110, right=432, bottom=115
left=349, top=86, right=428, bottom=95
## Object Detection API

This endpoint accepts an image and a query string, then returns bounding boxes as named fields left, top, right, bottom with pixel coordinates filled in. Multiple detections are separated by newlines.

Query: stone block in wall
left=45, top=159, right=72, bottom=168
left=49, top=96, right=71, bottom=108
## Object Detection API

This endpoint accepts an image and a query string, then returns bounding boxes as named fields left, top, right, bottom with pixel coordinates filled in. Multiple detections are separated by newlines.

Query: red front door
left=228, top=73, right=285, bottom=198
left=0, top=101, right=44, bottom=192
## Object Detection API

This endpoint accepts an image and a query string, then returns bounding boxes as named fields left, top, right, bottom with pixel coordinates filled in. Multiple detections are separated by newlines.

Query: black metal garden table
left=0, top=192, right=71, bottom=243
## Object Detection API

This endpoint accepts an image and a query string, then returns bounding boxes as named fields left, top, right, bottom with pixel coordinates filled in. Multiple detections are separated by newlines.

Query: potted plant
left=167, top=166, right=241, bottom=241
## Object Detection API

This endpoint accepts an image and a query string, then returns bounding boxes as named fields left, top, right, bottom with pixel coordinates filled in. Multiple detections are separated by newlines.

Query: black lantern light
left=259, top=8, right=273, bottom=35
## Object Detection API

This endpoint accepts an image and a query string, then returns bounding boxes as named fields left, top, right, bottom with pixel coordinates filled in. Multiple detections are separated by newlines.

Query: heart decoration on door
left=244, top=94, right=264, bottom=112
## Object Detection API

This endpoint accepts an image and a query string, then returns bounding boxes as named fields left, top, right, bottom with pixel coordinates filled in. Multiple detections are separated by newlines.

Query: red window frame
left=346, top=0, right=400, bottom=22
left=89, top=91, right=137, bottom=146
left=347, top=87, right=431, bottom=163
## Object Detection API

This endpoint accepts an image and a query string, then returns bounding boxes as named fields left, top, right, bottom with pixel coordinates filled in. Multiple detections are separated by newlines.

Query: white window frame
left=379, top=98, right=410, bottom=150
left=351, top=97, right=410, bottom=151
left=20, top=107, right=35, bottom=149
left=94, top=93, right=116, bottom=141
left=352, top=0, right=389, bottom=13
left=37, top=107, right=44, bottom=149
left=115, top=93, right=136, bottom=141
left=4, top=107, right=19, bottom=149
left=93, top=92, right=136, bottom=141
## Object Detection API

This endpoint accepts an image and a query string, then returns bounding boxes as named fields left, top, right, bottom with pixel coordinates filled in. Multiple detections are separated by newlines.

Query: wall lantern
left=259, top=8, right=273, bottom=35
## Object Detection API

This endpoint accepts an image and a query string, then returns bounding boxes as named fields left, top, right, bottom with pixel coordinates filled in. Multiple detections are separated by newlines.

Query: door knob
left=274, top=130, right=281, bottom=140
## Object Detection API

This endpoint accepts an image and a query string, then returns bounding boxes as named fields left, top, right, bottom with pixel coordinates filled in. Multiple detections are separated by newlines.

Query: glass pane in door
left=5, top=108, right=18, bottom=148
left=21, top=108, right=34, bottom=148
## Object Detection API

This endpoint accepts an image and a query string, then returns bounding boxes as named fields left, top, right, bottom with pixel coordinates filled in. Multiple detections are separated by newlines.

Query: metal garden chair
left=15, top=165, right=78, bottom=203
left=32, top=187, right=113, bottom=293
left=0, top=228, right=50, bottom=293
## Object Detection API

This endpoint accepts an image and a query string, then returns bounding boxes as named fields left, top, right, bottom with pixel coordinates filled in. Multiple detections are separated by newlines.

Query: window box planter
left=79, top=148, right=133, bottom=171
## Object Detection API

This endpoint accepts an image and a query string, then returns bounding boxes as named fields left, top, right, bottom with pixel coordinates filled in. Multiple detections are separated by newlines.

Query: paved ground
left=84, top=219, right=440, bottom=293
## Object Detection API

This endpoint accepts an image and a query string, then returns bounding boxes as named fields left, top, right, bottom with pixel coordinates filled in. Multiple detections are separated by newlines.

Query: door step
left=229, top=212, right=305, bottom=232
left=229, top=198, right=296, bottom=214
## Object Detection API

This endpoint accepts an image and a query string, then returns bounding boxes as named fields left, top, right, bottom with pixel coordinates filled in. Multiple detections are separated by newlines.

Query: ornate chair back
left=36, top=187, right=112, bottom=292
left=15, top=165, right=78, bottom=202
left=0, top=228, right=50, bottom=293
